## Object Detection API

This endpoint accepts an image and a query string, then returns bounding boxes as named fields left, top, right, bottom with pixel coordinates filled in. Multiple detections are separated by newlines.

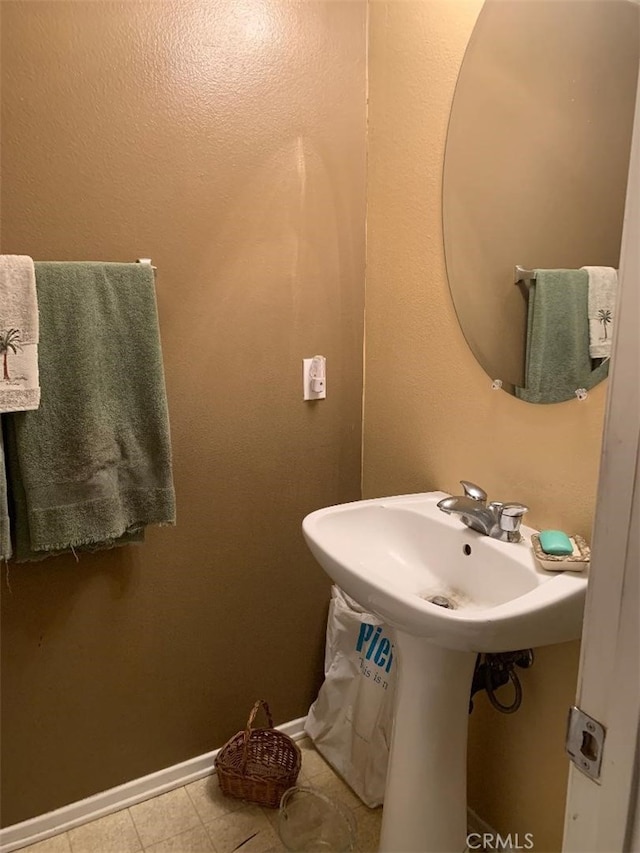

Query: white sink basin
left=303, top=491, right=587, bottom=653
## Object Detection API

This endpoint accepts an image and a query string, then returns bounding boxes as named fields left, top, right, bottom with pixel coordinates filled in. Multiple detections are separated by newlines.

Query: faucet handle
left=498, top=503, right=529, bottom=534
left=460, top=481, right=487, bottom=503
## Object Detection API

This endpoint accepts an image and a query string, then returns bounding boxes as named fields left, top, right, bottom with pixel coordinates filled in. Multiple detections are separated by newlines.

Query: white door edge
left=562, top=58, right=640, bottom=853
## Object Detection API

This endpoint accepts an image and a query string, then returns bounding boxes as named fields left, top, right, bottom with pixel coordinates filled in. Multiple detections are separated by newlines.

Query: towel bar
left=136, top=258, right=157, bottom=273
left=514, top=264, right=617, bottom=285
left=514, top=265, right=536, bottom=284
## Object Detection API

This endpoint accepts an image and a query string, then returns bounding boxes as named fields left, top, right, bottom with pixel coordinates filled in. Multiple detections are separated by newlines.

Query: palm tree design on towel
left=597, top=309, right=612, bottom=341
left=0, top=328, right=22, bottom=381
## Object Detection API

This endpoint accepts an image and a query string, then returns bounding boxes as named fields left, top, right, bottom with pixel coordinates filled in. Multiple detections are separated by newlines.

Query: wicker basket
left=215, top=699, right=301, bottom=808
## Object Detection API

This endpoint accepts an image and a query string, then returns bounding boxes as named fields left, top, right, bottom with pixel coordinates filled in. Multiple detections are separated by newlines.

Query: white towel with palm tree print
left=0, top=255, right=40, bottom=412
left=582, top=266, right=617, bottom=360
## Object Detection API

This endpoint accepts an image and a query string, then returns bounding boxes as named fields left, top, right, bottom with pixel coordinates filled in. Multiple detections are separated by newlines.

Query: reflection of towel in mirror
left=515, top=269, right=609, bottom=404
left=581, top=266, right=617, bottom=359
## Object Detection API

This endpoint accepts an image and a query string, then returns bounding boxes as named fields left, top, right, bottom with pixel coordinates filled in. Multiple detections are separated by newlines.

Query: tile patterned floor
left=19, top=739, right=382, bottom=853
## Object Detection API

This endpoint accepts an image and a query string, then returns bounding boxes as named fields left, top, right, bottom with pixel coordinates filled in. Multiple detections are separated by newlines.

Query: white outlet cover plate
left=303, top=357, right=326, bottom=400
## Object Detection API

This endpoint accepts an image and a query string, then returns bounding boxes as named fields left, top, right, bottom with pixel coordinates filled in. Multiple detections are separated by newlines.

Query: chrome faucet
left=437, top=480, right=528, bottom=543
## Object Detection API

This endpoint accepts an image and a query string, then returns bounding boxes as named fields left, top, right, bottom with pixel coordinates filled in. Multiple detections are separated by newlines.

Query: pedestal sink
left=302, top=492, right=588, bottom=853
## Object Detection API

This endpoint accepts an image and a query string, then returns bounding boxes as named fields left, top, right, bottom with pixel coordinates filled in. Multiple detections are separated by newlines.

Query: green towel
left=5, top=262, right=175, bottom=560
left=516, top=269, right=609, bottom=404
left=0, top=420, right=11, bottom=560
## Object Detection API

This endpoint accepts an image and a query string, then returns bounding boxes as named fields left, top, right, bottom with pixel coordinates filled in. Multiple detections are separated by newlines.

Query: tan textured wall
left=366, top=2, right=609, bottom=850
left=0, top=0, right=366, bottom=826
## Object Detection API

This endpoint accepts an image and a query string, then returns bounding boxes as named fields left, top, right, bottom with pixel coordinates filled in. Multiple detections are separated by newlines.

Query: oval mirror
left=443, top=0, right=639, bottom=402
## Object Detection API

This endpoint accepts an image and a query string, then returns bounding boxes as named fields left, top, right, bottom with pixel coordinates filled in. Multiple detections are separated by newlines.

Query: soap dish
left=531, top=534, right=590, bottom=572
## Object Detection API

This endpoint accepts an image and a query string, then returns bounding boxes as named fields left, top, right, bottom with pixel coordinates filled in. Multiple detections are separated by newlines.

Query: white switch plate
left=303, top=357, right=327, bottom=400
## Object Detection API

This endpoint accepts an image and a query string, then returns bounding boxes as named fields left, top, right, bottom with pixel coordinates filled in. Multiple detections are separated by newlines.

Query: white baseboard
left=0, top=717, right=307, bottom=853
left=466, top=808, right=515, bottom=851
left=467, top=807, right=497, bottom=836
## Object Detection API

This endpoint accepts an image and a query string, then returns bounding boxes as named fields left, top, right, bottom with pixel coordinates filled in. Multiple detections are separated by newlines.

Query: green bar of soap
left=539, top=530, right=574, bottom=556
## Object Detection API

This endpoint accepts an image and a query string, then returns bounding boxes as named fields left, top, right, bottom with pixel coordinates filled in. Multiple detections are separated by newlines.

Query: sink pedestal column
left=379, top=632, right=477, bottom=853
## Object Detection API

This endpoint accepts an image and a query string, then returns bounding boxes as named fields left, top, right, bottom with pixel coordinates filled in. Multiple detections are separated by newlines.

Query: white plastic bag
left=304, top=586, right=396, bottom=807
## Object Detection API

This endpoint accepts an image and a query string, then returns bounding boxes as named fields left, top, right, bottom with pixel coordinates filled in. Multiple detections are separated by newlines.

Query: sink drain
left=428, top=595, right=456, bottom=610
